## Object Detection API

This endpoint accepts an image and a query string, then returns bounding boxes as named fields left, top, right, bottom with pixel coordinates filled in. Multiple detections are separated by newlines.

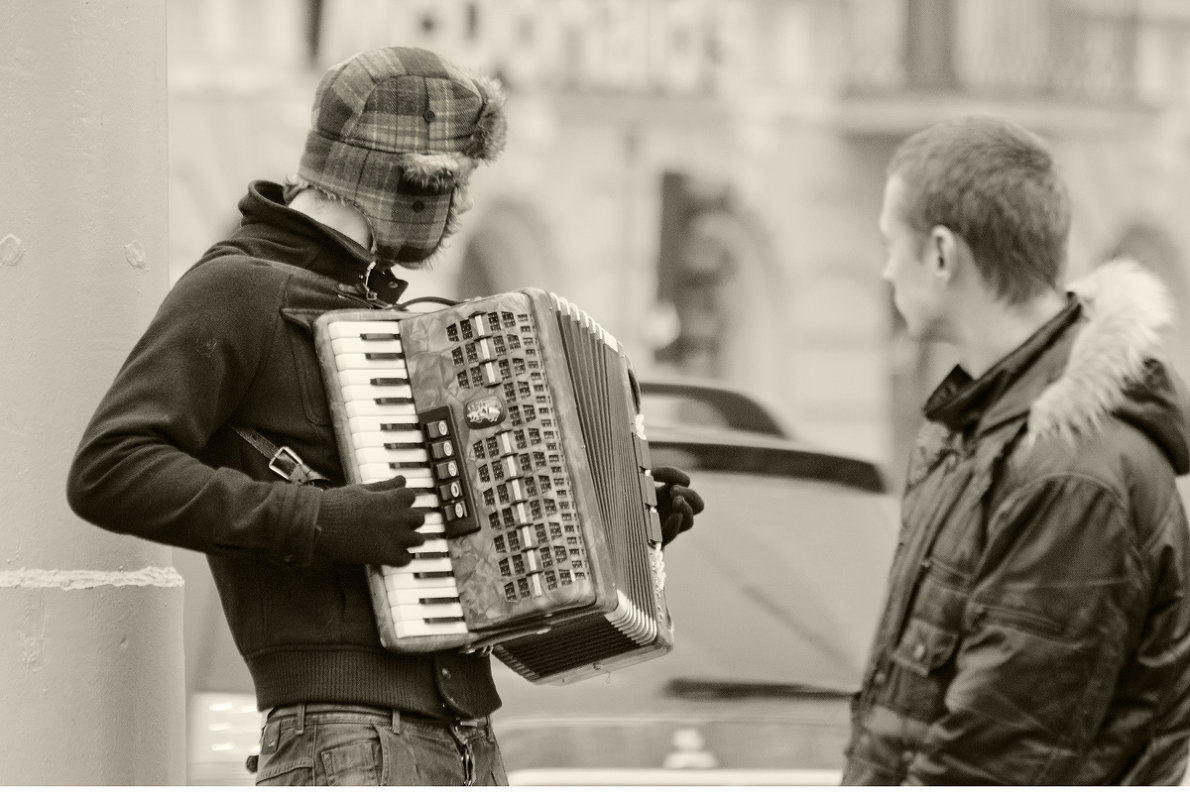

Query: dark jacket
left=843, top=261, right=1190, bottom=785
left=66, top=181, right=500, bottom=718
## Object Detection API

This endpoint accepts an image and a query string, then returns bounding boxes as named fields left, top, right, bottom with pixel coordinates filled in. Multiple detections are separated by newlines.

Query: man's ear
left=929, top=225, right=959, bottom=281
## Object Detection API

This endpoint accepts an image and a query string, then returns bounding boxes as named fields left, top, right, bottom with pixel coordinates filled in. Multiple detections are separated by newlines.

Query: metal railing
left=842, top=0, right=1143, bottom=103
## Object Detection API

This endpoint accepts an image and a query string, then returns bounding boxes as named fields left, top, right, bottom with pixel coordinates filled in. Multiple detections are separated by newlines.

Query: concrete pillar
left=0, top=0, right=186, bottom=786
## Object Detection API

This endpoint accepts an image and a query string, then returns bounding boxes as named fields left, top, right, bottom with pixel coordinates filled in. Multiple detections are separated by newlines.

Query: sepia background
left=5, top=0, right=1190, bottom=786
left=166, top=0, right=1190, bottom=784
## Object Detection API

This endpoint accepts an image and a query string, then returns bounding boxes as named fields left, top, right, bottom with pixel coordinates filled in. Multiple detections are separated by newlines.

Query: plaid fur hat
left=297, top=46, right=507, bottom=266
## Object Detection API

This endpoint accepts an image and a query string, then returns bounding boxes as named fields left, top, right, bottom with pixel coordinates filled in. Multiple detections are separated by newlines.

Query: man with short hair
left=66, top=45, right=701, bottom=786
left=844, top=116, right=1190, bottom=785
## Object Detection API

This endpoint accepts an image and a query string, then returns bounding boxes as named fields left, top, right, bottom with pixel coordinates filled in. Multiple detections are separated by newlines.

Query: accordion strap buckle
left=268, top=445, right=326, bottom=486
left=230, top=424, right=330, bottom=487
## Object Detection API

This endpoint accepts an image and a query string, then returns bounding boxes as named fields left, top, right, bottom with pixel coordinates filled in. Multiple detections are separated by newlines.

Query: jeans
left=252, top=703, right=508, bottom=786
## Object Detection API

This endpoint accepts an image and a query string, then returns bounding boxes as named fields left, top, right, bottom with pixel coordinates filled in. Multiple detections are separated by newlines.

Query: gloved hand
left=652, top=466, right=705, bottom=547
left=315, top=476, right=427, bottom=566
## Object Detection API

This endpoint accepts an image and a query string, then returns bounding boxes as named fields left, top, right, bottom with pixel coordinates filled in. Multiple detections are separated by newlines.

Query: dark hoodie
left=66, top=181, right=501, bottom=718
left=843, top=260, right=1190, bottom=785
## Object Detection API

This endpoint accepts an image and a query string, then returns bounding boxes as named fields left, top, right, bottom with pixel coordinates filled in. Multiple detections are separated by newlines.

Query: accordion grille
left=555, top=304, right=658, bottom=624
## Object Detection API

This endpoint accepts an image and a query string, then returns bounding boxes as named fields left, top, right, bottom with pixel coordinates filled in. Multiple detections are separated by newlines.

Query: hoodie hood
left=1025, top=259, right=1190, bottom=474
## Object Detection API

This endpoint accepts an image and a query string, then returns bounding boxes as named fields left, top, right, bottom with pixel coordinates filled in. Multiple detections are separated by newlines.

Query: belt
left=266, top=702, right=487, bottom=728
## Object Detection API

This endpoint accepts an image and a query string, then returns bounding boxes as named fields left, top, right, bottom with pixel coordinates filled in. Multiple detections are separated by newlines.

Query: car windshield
left=638, top=382, right=791, bottom=437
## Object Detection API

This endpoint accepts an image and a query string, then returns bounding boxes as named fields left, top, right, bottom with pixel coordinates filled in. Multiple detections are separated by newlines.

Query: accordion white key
left=313, top=288, right=673, bottom=684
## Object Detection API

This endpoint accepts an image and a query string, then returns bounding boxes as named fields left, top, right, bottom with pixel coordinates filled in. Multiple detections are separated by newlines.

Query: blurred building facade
left=167, top=0, right=1190, bottom=486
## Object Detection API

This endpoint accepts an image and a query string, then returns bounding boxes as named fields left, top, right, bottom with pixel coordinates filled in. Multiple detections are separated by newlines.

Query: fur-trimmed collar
left=1025, top=259, right=1176, bottom=450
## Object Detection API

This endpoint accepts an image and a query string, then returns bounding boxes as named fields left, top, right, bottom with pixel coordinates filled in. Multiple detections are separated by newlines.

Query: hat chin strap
left=361, top=259, right=380, bottom=301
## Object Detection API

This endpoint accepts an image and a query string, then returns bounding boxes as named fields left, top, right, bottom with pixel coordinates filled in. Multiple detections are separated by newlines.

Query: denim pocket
left=255, top=718, right=315, bottom=785
left=255, top=760, right=315, bottom=786
left=255, top=724, right=316, bottom=786
left=321, top=735, right=382, bottom=786
left=256, top=717, right=387, bottom=786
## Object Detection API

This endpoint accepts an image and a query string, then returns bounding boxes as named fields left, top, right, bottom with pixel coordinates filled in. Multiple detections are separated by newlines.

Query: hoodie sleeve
left=905, top=474, right=1145, bottom=785
left=65, top=258, right=322, bottom=562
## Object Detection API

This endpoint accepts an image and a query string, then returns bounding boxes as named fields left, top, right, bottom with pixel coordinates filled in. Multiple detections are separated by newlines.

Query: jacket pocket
left=975, top=601, right=1065, bottom=639
left=885, top=617, right=960, bottom=726
left=281, top=307, right=332, bottom=427
left=891, top=617, right=959, bottom=677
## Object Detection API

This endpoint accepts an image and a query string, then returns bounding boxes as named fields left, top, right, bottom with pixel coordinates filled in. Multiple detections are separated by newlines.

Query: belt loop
left=391, top=710, right=401, bottom=734
left=295, top=703, right=306, bottom=735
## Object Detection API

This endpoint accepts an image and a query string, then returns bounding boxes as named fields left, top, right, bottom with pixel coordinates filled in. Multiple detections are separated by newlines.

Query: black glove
left=315, top=476, right=427, bottom=566
left=652, top=466, right=705, bottom=547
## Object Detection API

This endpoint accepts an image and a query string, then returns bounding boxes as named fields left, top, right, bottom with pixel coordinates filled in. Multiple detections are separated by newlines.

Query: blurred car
left=637, top=378, right=795, bottom=439
left=489, top=382, right=898, bottom=785
left=174, top=379, right=899, bottom=785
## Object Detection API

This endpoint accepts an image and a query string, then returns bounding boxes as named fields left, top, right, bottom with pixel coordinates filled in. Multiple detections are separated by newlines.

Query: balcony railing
left=166, top=0, right=1190, bottom=112
left=843, top=0, right=1143, bottom=104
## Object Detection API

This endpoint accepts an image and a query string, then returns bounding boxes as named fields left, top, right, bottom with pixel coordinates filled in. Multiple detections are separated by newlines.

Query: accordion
left=312, top=288, right=673, bottom=684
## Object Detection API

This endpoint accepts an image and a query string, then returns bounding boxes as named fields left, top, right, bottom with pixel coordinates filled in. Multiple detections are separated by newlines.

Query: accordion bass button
left=434, top=461, right=460, bottom=480
left=438, top=481, right=463, bottom=501
left=443, top=501, right=468, bottom=522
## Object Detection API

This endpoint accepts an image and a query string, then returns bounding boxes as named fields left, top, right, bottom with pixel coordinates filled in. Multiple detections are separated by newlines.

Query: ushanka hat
left=297, top=46, right=507, bottom=265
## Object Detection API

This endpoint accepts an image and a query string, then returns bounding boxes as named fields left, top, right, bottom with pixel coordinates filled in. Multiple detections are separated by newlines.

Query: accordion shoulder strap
left=230, top=423, right=329, bottom=486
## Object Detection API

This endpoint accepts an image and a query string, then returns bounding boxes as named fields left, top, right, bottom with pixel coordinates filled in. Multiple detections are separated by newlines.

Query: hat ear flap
left=466, top=75, right=507, bottom=161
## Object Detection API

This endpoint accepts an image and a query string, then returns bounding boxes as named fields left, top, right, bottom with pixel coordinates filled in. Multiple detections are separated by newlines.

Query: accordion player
left=313, top=287, right=674, bottom=685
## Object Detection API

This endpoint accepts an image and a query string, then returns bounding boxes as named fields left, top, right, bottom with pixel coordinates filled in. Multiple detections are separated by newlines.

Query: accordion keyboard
left=323, top=318, right=470, bottom=641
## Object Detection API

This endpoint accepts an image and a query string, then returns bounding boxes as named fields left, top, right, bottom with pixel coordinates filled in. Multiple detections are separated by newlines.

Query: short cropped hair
left=887, top=116, right=1072, bottom=305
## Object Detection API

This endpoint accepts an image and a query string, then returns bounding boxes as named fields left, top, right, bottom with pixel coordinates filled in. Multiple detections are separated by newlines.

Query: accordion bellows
left=313, top=288, right=673, bottom=684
